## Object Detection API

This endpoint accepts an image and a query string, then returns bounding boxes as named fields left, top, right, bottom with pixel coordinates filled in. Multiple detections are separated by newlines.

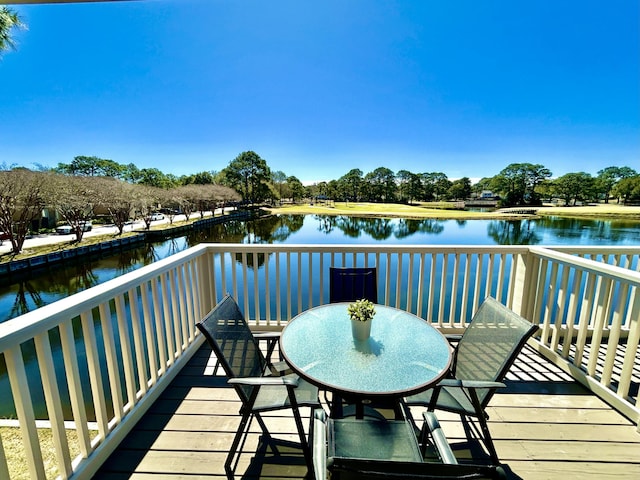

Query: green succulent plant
left=347, top=299, right=376, bottom=322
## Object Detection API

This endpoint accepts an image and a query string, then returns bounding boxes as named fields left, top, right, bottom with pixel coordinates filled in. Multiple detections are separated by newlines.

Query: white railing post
left=510, top=248, right=539, bottom=319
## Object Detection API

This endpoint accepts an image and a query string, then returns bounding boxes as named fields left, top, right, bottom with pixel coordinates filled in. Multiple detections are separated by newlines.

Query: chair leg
left=476, top=413, right=500, bottom=464
left=467, top=388, right=500, bottom=464
left=255, top=412, right=282, bottom=455
left=225, top=412, right=252, bottom=479
left=292, top=407, right=313, bottom=469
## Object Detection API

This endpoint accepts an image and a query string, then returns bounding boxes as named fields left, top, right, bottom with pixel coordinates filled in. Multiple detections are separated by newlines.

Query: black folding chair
left=406, top=297, right=539, bottom=464
left=312, top=409, right=505, bottom=480
left=196, top=294, right=321, bottom=478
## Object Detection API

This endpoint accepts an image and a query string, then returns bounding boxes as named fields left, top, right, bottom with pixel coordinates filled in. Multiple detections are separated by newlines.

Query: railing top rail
left=549, top=246, right=640, bottom=254
left=529, top=246, right=640, bottom=286
left=200, top=243, right=533, bottom=254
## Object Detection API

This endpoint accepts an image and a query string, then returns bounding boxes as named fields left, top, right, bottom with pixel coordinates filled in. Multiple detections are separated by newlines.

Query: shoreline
left=2, top=203, right=638, bottom=266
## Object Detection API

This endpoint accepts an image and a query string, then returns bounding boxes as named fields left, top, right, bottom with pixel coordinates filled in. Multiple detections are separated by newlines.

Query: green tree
left=272, top=170, right=287, bottom=201
left=448, top=177, right=472, bottom=200
left=123, top=163, right=142, bottom=183
left=138, top=167, right=176, bottom=188
left=286, top=176, right=305, bottom=203
left=364, top=167, right=396, bottom=202
left=179, top=170, right=217, bottom=185
left=339, top=168, right=364, bottom=202
left=0, top=6, right=24, bottom=55
left=420, top=172, right=450, bottom=201
left=552, top=172, right=596, bottom=206
left=612, top=175, right=640, bottom=204
left=222, top=151, right=271, bottom=204
left=596, top=166, right=638, bottom=203
left=396, top=170, right=422, bottom=204
left=471, top=177, right=493, bottom=197
left=491, top=163, right=551, bottom=206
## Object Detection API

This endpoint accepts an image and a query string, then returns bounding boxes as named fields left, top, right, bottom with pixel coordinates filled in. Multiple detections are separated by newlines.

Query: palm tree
left=0, top=6, right=24, bottom=55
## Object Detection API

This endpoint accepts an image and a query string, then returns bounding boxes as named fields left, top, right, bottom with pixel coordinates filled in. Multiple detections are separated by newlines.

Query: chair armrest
left=228, top=376, right=300, bottom=387
left=312, top=409, right=328, bottom=480
left=437, top=379, right=506, bottom=389
left=253, top=331, right=281, bottom=341
left=422, top=412, right=458, bottom=465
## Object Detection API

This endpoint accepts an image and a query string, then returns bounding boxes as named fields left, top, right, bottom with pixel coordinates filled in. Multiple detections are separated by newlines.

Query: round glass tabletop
left=280, top=303, right=452, bottom=397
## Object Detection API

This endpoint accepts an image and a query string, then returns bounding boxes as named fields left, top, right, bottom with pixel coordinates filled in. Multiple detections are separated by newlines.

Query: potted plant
left=347, top=298, right=376, bottom=341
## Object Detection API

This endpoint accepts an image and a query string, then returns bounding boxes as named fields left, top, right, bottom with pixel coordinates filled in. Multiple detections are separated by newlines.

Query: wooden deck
left=94, top=344, right=640, bottom=480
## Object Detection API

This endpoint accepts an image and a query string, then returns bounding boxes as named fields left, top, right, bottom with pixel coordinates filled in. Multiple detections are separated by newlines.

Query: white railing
left=0, top=243, right=638, bottom=479
left=0, top=245, right=211, bottom=480
left=523, top=246, right=640, bottom=425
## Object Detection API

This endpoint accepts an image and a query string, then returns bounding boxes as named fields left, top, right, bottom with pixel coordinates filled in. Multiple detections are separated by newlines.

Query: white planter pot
left=351, top=318, right=372, bottom=341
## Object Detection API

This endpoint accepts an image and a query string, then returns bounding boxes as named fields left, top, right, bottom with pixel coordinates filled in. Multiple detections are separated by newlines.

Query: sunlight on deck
left=93, top=344, right=640, bottom=480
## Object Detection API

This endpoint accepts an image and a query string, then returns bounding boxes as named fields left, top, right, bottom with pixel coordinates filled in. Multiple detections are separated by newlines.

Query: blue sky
left=1, top=0, right=638, bottom=184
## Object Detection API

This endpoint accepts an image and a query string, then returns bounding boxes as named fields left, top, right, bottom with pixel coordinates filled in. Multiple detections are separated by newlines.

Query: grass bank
left=265, top=202, right=640, bottom=220
left=264, top=202, right=507, bottom=219
left=1, top=425, right=88, bottom=479
left=536, top=204, right=640, bottom=219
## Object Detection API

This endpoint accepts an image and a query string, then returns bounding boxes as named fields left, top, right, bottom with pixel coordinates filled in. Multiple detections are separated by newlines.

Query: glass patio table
left=280, top=303, right=452, bottom=417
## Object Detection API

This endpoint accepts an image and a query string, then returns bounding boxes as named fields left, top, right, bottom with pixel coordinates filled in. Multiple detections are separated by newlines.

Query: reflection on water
left=487, top=219, right=541, bottom=245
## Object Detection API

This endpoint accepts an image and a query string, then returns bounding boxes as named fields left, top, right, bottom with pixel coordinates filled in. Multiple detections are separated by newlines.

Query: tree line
left=216, top=153, right=639, bottom=208
left=2, top=152, right=639, bottom=256
left=53, top=153, right=639, bottom=208
left=0, top=164, right=240, bottom=255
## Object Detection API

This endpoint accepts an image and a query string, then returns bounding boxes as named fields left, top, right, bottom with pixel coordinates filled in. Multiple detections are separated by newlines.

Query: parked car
left=56, top=221, right=92, bottom=235
left=150, top=213, right=165, bottom=221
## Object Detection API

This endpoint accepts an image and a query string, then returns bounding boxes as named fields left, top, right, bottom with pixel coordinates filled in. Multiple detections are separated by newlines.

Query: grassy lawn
left=1, top=425, right=88, bottom=480
left=265, top=201, right=504, bottom=219
left=265, top=201, right=640, bottom=220
left=536, top=203, right=640, bottom=219
left=0, top=230, right=142, bottom=264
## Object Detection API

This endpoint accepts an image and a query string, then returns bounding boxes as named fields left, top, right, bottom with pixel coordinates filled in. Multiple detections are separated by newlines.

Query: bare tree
left=157, top=188, right=185, bottom=225
left=93, top=177, right=136, bottom=235
left=0, top=169, right=47, bottom=254
left=213, top=184, right=241, bottom=215
left=134, top=185, right=163, bottom=230
left=46, top=174, right=97, bottom=242
left=173, top=185, right=200, bottom=221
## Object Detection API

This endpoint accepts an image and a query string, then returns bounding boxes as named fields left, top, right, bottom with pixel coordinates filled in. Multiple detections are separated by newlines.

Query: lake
left=1, top=214, right=639, bottom=323
left=1, top=212, right=639, bottom=420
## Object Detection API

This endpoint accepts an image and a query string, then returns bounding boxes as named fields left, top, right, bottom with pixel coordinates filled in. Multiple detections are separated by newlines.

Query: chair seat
left=254, top=374, right=320, bottom=411
left=328, top=417, right=423, bottom=463
left=406, top=385, right=477, bottom=417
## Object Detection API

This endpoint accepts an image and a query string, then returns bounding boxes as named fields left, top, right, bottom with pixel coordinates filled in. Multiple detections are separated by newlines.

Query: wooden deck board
left=95, top=344, right=640, bottom=480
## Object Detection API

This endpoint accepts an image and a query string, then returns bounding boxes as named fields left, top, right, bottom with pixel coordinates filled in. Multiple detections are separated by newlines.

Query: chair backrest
left=453, top=297, right=538, bottom=406
left=196, top=294, right=267, bottom=403
left=329, top=267, right=378, bottom=303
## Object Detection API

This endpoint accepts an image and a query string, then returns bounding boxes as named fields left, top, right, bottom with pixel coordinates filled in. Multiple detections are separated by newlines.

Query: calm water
left=1, top=214, right=639, bottom=323
left=1, top=213, right=639, bottom=419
